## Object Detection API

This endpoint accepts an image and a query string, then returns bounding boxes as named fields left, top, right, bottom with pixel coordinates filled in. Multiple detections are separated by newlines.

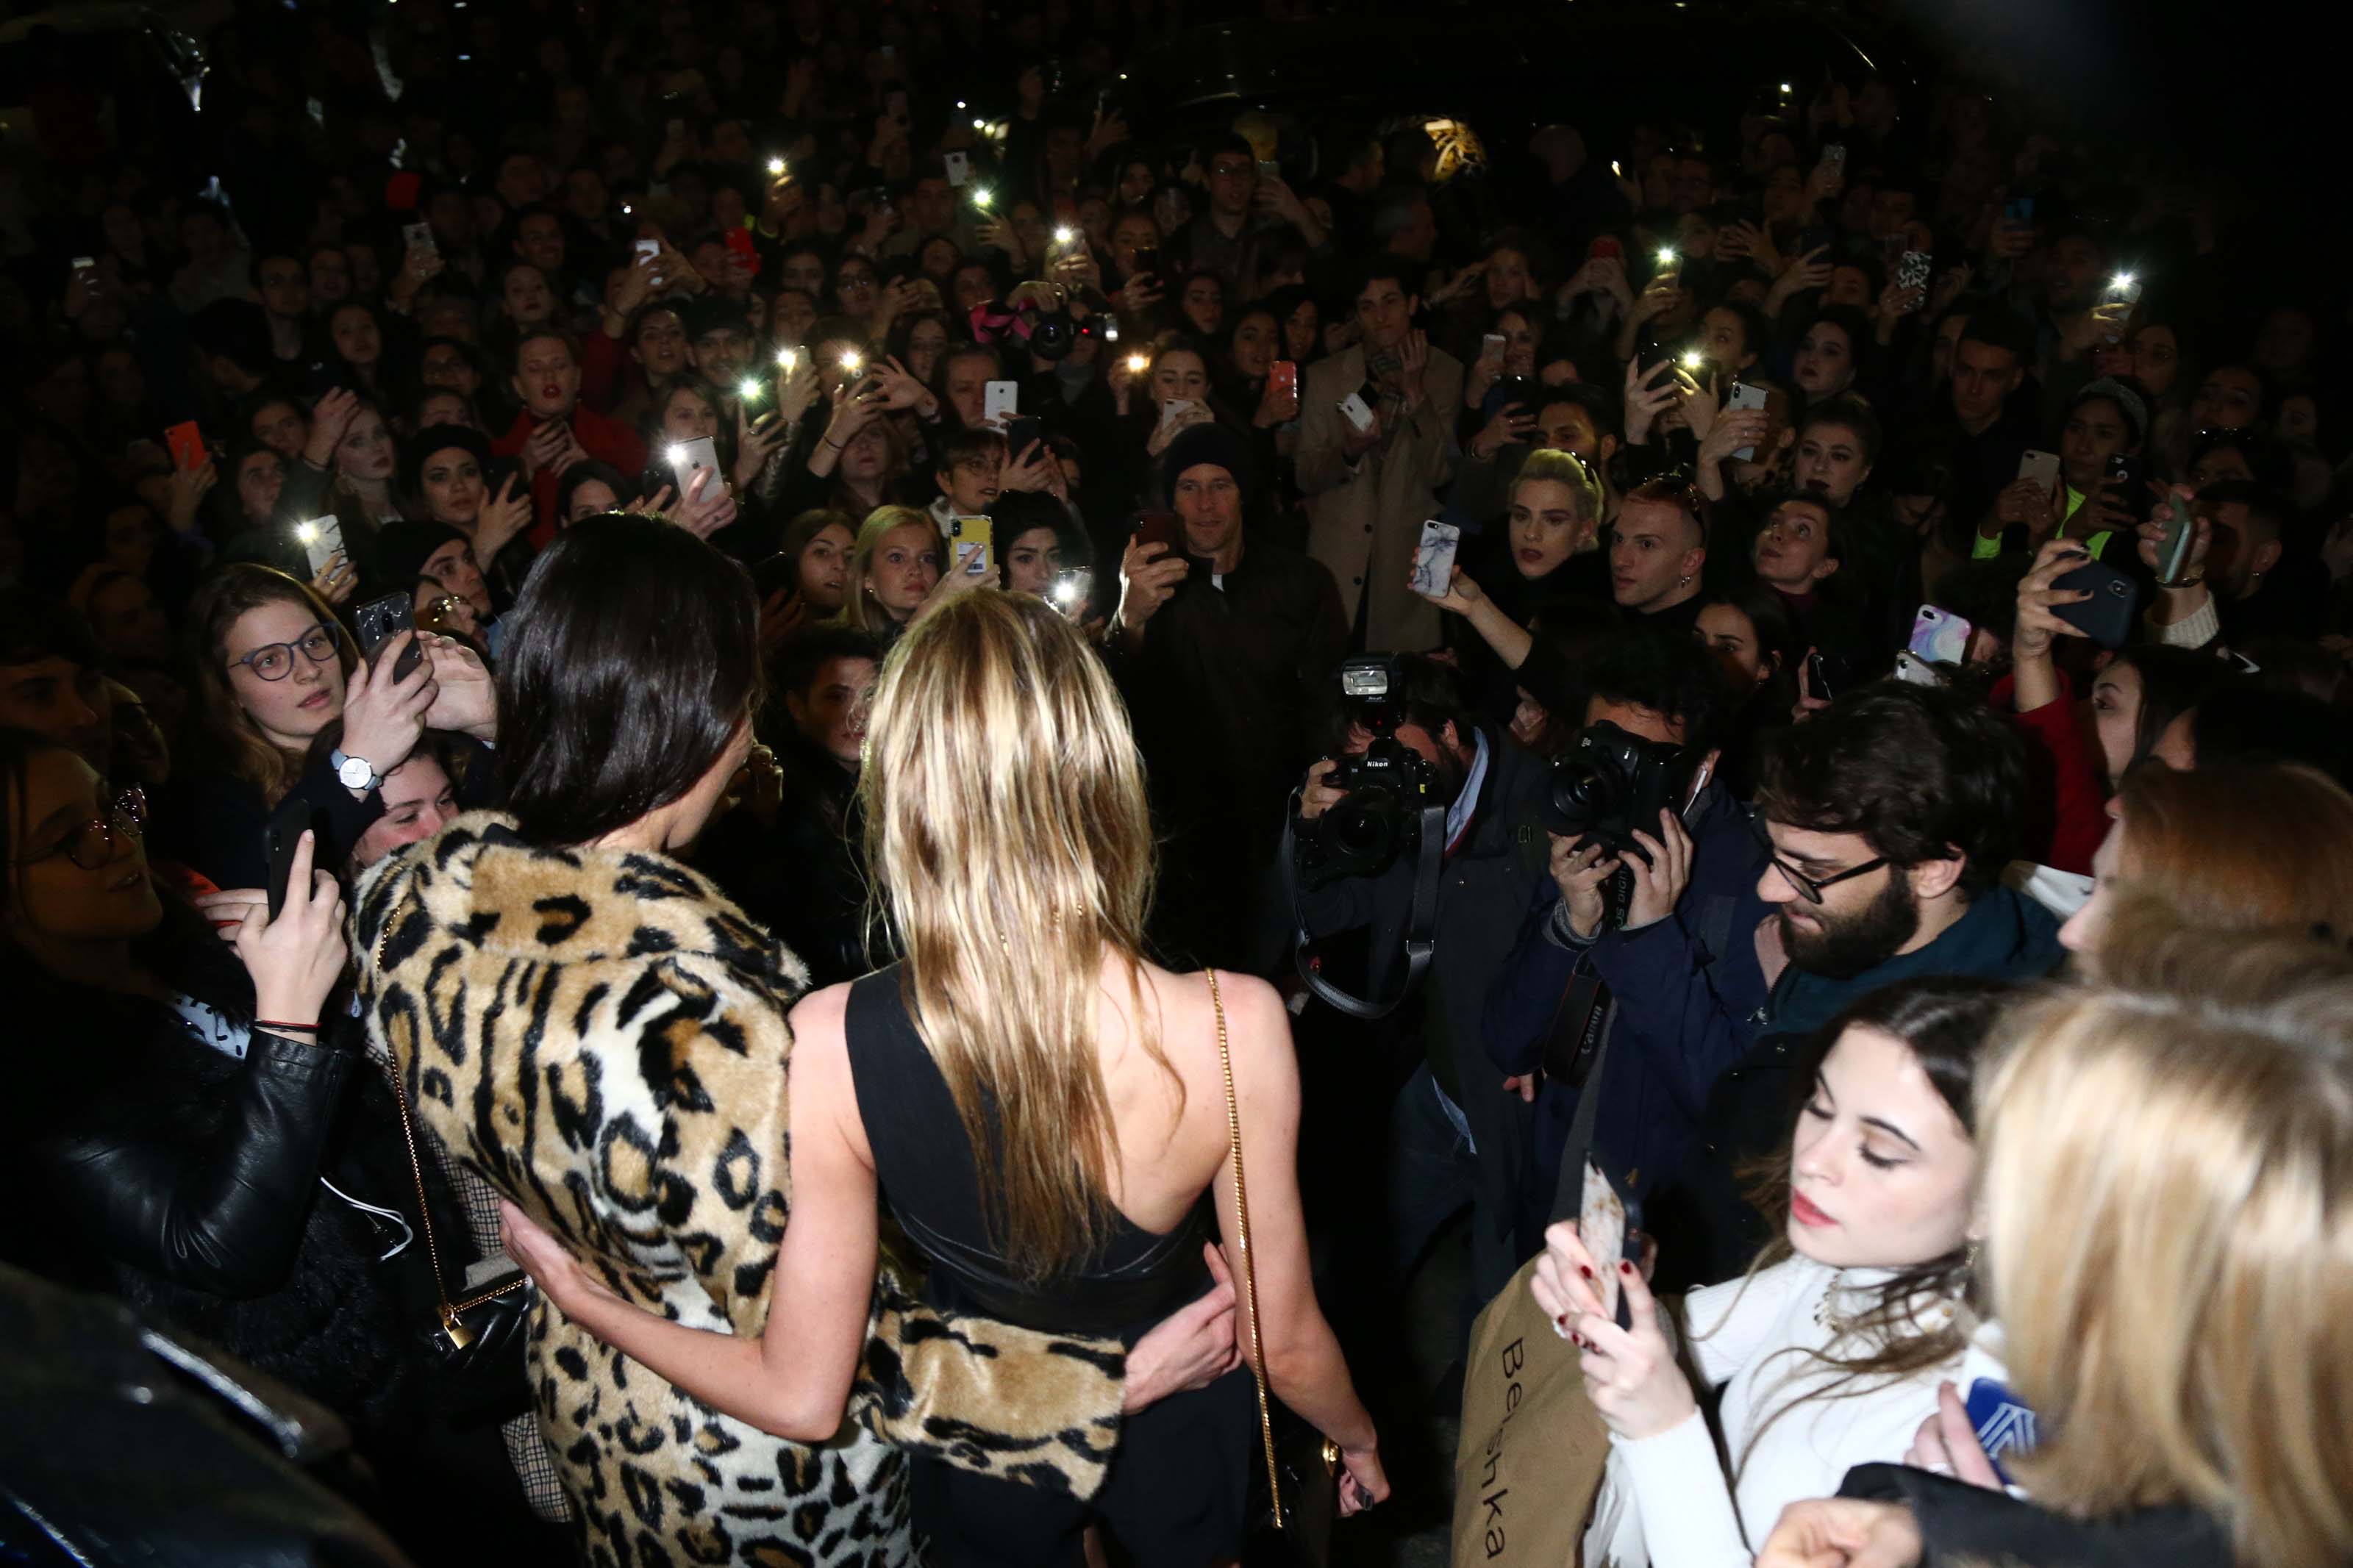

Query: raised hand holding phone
left=234, top=826, right=349, bottom=1032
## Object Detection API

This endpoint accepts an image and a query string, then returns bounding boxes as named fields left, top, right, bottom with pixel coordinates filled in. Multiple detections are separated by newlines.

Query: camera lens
left=1030, top=312, right=1076, bottom=361
left=1327, top=787, right=1399, bottom=864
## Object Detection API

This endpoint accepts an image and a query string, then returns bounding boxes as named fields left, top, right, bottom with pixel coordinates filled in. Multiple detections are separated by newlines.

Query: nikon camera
left=1302, top=655, right=1440, bottom=881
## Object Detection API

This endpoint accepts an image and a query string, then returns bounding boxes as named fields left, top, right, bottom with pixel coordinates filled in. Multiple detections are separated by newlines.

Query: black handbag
left=1210, top=971, right=1346, bottom=1567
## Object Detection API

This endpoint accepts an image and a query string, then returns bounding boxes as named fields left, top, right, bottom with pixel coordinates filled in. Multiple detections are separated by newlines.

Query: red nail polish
left=1554, top=1312, right=1568, bottom=1328
left=1579, top=1264, right=1595, bottom=1280
left=1620, top=1261, right=1635, bottom=1275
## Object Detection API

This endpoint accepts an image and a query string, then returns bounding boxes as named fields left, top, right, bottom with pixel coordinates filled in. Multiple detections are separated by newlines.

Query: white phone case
left=299, top=517, right=346, bottom=576
left=2018, top=449, right=2063, bottom=492
left=401, top=222, right=435, bottom=254
left=1728, top=382, right=1770, bottom=462
left=1338, top=391, right=1377, bottom=432
left=983, top=380, right=1019, bottom=427
left=943, top=151, right=970, bottom=187
left=1411, top=520, right=1460, bottom=598
left=668, top=436, right=721, bottom=490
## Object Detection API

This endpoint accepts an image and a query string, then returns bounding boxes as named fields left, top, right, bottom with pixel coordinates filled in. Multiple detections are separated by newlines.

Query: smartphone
left=2101, top=273, right=2143, bottom=309
left=1049, top=565, right=1093, bottom=618
left=668, top=434, right=721, bottom=493
left=982, top=379, right=1019, bottom=428
left=1481, top=332, right=1507, bottom=362
left=1100, top=313, right=1121, bottom=343
left=1003, top=414, right=1042, bottom=461
left=943, top=150, right=970, bottom=187
left=1891, top=650, right=1948, bottom=687
left=2016, top=449, right=2063, bottom=493
left=1269, top=359, right=1297, bottom=401
left=633, top=237, right=662, bottom=264
left=2004, top=195, right=2035, bottom=225
left=1132, top=246, right=1163, bottom=281
left=1896, top=250, right=1932, bottom=292
left=1677, top=755, right=1716, bottom=824
left=2051, top=557, right=2140, bottom=648
left=1963, top=1378, right=2038, bottom=1488
left=947, top=514, right=993, bottom=577
left=1588, top=235, right=1623, bottom=262
left=1337, top=390, right=1377, bottom=433
left=1908, top=604, right=1973, bottom=666
left=1134, top=510, right=1182, bottom=556
left=1819, top=143, right=1846, bottom=175
left=164, top=420, right=207, bottom=472
left=1795, top=224, right=1835, bottom=260
left=263, top=792, right=318, bottom=922
left=1255, top=157, right=1279, bottom=182
left=1410, top=520, right=1460, bottom=599
left=1156, top=396, right=1199, bottom=437
left=1805, top=650, right=1845, bottom=704
left=296, top=516, right=346, bottom=577
left=723, top=226, right=758, bottom=268
left=401, top=221, right=435, bottom=256
left=354, top=591, right=425, bottom=682
left=1579, top=1159, right=1643, bottom=1331
left=1727, top=381, right=1771, bottom=462
left=71, top=254, right=97, bottom=274
left=2154, top=493, right=2197, bottom=582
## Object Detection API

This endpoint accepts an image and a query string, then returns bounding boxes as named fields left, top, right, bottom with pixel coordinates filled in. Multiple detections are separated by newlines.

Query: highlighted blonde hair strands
left=859, top=590, right=1172, bottom=1283
left=1976, top=912, right=2353, bottom=1568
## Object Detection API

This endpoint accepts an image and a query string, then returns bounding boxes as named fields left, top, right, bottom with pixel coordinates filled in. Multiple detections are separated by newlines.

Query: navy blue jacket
left=1483, top=787, right=1774, bottom=1249
left=1663, top=882, right=2065, bottom=1289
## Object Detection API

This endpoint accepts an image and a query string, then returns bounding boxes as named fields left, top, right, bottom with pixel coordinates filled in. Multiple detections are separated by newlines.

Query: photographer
left=1667, top=683, right=2064, bottom=1288
left=1483, top=628, right=1771, bottom=1273
left=1288, top=654, right=1554, bottom=1322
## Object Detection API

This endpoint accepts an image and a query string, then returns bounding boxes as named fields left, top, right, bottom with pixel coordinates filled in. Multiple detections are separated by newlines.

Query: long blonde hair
left=859, top=590, right=1171, bottom=1281
left=1978, top=903, right=2353, bottom=1568
left=835, top=505, right=937, bottom=636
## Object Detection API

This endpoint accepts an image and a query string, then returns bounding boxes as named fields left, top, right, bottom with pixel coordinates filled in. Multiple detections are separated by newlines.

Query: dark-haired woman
left=354, top=516, right=1234, bottom=1567
left=0, top=728, right=547, bottom=1558
left=1532, top=978, right=2014, bottom=1568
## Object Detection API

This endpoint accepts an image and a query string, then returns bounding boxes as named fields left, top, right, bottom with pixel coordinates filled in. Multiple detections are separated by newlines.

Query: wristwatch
left=332, top=748, right=382, bottom=792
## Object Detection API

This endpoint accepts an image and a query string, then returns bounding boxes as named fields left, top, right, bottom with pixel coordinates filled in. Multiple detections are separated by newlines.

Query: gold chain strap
left=374, top=861, right=525, bottom=1348
left=1210, top=968, right=1288, bottom=1531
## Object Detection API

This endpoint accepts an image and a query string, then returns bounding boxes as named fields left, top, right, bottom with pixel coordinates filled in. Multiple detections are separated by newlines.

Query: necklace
left=1813, top=1270, right=1855, bottom=1337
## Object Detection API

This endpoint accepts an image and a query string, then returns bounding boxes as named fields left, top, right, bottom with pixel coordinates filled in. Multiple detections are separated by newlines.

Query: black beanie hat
left=399, top=423, right=495, bottom=506
left=376, top=518, right=473, bottom=588
left=1160, top=420, right=1254, bottom=499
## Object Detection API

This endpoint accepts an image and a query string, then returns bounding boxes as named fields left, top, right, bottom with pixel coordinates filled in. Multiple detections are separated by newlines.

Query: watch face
left=339, top=756, right=373, bottom=788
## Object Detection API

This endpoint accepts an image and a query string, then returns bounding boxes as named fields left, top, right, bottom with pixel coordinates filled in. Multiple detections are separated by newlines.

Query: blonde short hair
left=1507, top=447, right=1604, bottom=529
left=1979, top=910, right=2353, bottom=1568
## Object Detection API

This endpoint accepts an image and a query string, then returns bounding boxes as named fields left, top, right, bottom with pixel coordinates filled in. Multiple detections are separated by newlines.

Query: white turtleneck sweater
left=1584, top=1255, right=2007, bottom=1568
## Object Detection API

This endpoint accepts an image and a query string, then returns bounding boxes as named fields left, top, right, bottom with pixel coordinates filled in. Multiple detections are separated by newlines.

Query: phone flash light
left=972, top=188, right=993, bottom=209
left=767, top=157, right=786, bottom=176
left=666, top=444, right=688, bottom=467
left=776, top=348, right=798, bottom=370
left=1779, top=81, right=1793, bottom=92
left=1054, top=580, right=1079, bottom=604
left=1053, top=226, right=1076, bottom=246
left=972, top=117, right=987, bottom=130
left=1126, top=353, right=1150, bottom=373
left=1657, top=247, right=1678, bottom=268
left=1681, top=349, right=1705, bottom=370
left=296, top=523, right=318, bottom=544
left=956, top=100, right=967, bottom=110
left=2113, top=272, right=2136, bottom=289
left=739, top=378, right=762, bottom=400
left=840, top=350, right=864, bottom=371
left=1612, top=160, right=1622, bottom=177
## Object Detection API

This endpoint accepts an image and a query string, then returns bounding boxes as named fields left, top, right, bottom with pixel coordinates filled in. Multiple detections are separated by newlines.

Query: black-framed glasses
left=1747, top=812, right=1889, bottom=905
left=15, top=786, right=146, bottom=871
left=230, top=623, right=338, bottom=681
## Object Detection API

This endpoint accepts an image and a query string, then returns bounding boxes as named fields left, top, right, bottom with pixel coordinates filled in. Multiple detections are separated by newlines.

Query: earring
left=1677, top=573, right=1692, bottom=586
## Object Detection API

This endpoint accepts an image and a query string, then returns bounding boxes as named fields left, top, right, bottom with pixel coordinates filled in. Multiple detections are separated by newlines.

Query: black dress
left=843, top=965, right=1253, bottom=1567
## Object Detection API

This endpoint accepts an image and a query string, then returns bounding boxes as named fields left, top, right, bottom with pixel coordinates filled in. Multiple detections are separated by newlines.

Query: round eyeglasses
left=15, top=786, right=147, bottom=872
left=231, top=623, right=339, bottom=681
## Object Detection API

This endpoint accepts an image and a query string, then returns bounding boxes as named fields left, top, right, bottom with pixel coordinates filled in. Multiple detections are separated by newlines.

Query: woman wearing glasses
left=175, top=563, right=476, bottom=889
left=0, top=725, right=557, bottom=1558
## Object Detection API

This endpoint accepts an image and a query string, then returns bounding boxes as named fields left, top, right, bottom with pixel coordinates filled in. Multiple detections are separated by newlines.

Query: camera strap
left=1281, top=802, right=1447, bottom=1021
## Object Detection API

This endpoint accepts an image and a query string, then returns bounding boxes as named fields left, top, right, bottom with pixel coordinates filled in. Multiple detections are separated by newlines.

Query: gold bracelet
left=2161, top=565, right=2206, bottom=588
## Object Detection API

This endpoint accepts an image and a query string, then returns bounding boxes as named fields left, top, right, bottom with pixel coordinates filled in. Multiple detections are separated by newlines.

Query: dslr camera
left=1305, top=656, right=1440, bottom=881
left=1548, top=720, right=1693, bottom=860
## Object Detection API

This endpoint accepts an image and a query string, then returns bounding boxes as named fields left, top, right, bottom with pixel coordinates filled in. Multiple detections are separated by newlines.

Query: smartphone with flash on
left=948, top=514, right=993, bottom=577
left=295, top=516, right=346, bottom=577
left=982, top=379, right=1019, bottom=428
left=668, top=435, right=721, bottom=494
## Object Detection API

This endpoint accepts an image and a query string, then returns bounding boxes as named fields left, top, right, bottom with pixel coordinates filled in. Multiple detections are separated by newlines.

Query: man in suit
left=1297, top=259, right=1465, bottom=652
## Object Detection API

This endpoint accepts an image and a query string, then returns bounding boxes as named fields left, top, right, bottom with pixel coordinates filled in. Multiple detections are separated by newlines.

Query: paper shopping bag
left=1450, top=1252, right=1612, bottom=1567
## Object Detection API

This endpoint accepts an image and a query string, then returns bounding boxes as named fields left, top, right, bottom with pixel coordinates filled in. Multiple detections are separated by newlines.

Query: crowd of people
left=4, top=1, right=2352, bottom=1565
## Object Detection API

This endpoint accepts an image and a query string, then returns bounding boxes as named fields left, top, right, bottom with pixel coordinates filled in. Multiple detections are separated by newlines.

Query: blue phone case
left=1963, top=1377, right=2037, bottom=1486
